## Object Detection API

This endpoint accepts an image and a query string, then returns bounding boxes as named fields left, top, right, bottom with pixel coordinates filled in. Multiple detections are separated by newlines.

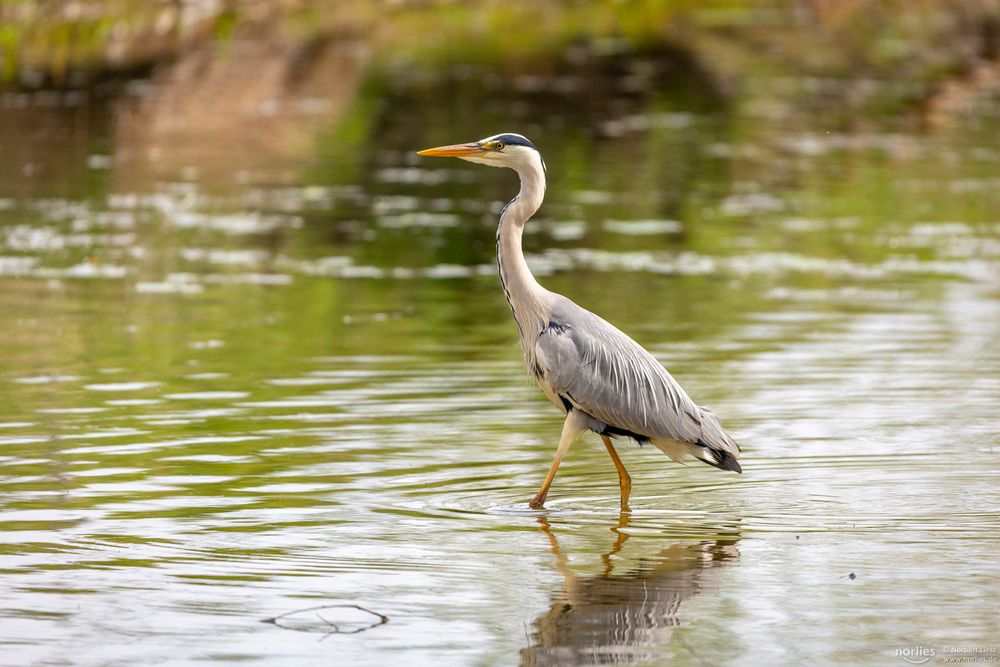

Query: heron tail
left=650, top=437, right=743, bottom=473
left=694, top=443, right=743, bottom=473
left=692, top=406, right=742, bottom=473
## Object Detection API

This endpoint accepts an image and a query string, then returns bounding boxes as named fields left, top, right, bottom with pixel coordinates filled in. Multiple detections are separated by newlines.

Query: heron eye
left=495, top=142, right=505, bottom=151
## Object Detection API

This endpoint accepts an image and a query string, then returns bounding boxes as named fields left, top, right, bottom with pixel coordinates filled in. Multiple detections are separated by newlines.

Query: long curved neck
left=497, top=156, right=550, bottom=344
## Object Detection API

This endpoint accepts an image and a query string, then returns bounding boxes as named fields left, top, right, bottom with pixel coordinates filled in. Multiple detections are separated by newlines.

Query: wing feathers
left=535, top=297, right=740, bottom=459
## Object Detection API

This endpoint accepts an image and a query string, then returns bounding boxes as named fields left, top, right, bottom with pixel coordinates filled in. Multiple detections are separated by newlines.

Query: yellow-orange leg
left=601, top=435, right=632, bottom=511
left=529, top=411, right=588, bottom=509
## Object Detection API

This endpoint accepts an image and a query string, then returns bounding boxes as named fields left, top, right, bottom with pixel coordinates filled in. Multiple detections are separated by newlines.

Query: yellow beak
left=417, top=142, right=485, bottom=158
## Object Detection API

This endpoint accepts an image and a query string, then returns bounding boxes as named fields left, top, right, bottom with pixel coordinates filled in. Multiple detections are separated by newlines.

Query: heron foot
left=620, top=480, right=632, bottom=512
left=618, top=473, right=632, bottom=511
left=528, top=495, right=546, bottom=509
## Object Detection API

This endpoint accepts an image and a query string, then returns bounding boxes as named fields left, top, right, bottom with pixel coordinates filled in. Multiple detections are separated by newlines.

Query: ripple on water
left=236, top=398, right=345, bottom=409
left=264, top=377, right=354, bottom=386
left=163, top=392, right=250, bottom=400
left=0, top=435, right=48, bottom=445
left=13, top=375, right=81, bottom=384
left=61, top=434, right=267, bottom=456
left=603, top=219, right=684, bottom=235
left=84, top=382, right=161, bottom=392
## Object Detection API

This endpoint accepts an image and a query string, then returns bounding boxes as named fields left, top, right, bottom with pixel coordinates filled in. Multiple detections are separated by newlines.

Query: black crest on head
left=493, top=133, right=537, bottom=150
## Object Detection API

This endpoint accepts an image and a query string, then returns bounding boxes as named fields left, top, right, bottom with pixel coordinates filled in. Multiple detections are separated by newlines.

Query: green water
left=1, top=22, right=999, bottom=667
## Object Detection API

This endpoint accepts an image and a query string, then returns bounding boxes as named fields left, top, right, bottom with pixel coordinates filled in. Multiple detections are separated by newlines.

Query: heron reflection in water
left=520, top=514, right=740, bottom=666
left=418, top=134, right=742, bottom=509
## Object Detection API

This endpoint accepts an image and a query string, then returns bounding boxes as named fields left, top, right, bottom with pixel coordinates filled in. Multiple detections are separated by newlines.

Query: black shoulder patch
left=542, top=320, right=569, bottom=335
left=602, top=424, right=652, bottom=445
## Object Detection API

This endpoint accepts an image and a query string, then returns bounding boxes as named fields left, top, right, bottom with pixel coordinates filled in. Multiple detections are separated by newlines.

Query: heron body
left=418, top=133, right=741, bottom=509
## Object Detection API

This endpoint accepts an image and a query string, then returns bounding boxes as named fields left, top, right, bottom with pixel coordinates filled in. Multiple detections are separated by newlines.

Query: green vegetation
left=3, top=1, right=998, bottom=89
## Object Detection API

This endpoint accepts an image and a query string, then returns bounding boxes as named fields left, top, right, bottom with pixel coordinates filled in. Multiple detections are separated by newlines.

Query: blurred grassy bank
left=2, top=1, right=999, bottom=93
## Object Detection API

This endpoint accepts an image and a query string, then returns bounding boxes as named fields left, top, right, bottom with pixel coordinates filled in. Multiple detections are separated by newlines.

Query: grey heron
left=418, top=133, right=742, bottom=509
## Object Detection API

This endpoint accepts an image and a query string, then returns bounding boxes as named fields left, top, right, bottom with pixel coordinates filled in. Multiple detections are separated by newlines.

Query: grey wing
left=535, top=297, right=740, bottom=457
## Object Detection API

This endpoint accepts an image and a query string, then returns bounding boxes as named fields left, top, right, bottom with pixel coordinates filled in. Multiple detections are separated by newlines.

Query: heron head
left=417, top=133, right=543, bottom=171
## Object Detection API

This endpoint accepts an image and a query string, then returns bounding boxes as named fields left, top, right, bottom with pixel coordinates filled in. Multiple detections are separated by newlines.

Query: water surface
left=1, top=23, right=999, bottom=667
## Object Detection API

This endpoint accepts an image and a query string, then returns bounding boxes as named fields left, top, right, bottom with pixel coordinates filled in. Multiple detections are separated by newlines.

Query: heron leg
left=529, top=411, right=588, bottom=509
left=600, top=511, right=632, bottom=577
left=601, top=435, right=632, bottom=511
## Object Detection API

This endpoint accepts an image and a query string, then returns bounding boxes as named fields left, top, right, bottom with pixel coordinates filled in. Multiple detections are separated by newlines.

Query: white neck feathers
left=496, top=150, right=550, bottom=354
